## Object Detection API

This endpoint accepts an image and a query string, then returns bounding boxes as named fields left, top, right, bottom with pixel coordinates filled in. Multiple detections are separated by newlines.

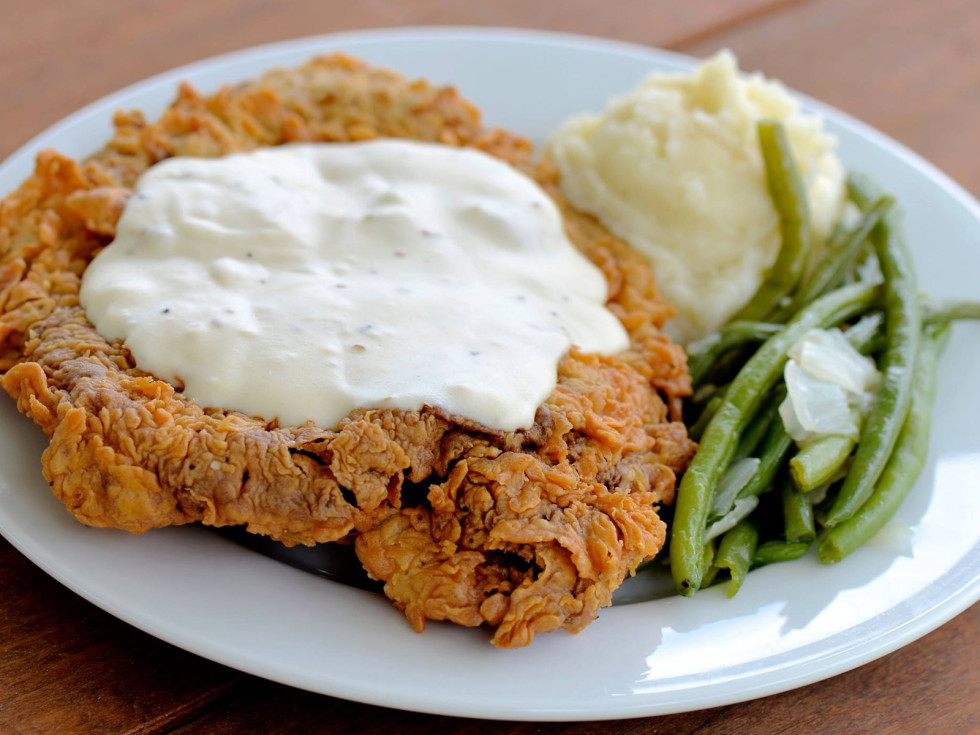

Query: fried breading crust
left=0, top=55, right=695, bottom=647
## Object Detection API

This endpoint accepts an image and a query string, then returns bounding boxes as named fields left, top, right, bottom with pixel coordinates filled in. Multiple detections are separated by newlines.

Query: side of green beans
left=754, top=541, right=811, bottom=567
left=712, top=521, right=758, bottom=597
left=789, top=434, right=855, bottom=492
left=670, top=281, right=877, bottom=595
left=687, top=321, right=783, bottom=388
left=825, top=216, right=920, bottom=527
left=781, top=477, right=816, bottom=542
left=672, top=166, right=964, bottom=593
left=734, top=121, right=812, bottom=322
left=772, top=197, right=893, bottom=321
left=819, top=323, right=950, bottom=563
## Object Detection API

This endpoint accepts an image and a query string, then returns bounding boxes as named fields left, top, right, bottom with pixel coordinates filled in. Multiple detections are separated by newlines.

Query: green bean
left=819, top=323, right=950, bottom=562
left=693, top=347, right=754, bottom=393
left=822, top=198, right=893, bottom=293
left=855, top=241, right=883, bottom=278
left=691, top=381, right=730, bottom=407
left=733, top=385, right=786, bottom=461
left=862, top=332, right=886, bottom=356
left=922, top=299, right=980, bottom=326
left=781, top=476, right=816, bottom=542
left=790, top=435, right=855, bottom=492
left=712, top=521, right=759, bottom=597
left=688, top=395, right=723, bottom=441
left=825, top=216, right=921, bottom=527
left=845, top=309, right=887, bottom=355
left=772, top=197, right=893, bottom=322
left=687, top=322, right=783, bottom=388
left=738, top=413, right=794, bottom=500
left=670, top=282, right=878, bottom=595
left=845, top=312, right=885, bottom=355
left=699, top=539, right=717, bottom=588
left=847, top=172, right=883, bottom=211
left=838, top=246, right=869, bottom=287
left=734, top=121, right=812, bottom=321
left=753, top=541, right=811, bottom=567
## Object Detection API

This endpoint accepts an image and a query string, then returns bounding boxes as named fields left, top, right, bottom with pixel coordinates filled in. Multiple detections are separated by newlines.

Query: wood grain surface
left=1, top=1, right=978, bottom=733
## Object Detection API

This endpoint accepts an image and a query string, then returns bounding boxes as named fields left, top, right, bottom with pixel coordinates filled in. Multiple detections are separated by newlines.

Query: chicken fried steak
left=0, top=55, right=695, bottom=647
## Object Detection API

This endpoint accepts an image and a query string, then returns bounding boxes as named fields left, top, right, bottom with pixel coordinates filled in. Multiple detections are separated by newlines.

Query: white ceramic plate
left=1, top=28, right=979, bottom=722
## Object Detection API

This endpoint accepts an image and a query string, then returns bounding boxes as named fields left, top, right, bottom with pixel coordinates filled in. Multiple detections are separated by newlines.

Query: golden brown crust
left=0, top=54, right=694, bottom=647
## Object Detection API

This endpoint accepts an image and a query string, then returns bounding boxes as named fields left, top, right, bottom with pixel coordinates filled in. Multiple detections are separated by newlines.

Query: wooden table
left=1, top=1, right=978, bottom=732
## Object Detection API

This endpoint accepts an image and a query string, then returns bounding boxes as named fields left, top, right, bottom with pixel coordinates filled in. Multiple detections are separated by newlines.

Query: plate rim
left=1, top=25, right=979, bottom=722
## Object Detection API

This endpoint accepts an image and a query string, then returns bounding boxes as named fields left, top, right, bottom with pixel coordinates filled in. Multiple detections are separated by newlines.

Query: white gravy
left=79, top=141, right=629, bottom=431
